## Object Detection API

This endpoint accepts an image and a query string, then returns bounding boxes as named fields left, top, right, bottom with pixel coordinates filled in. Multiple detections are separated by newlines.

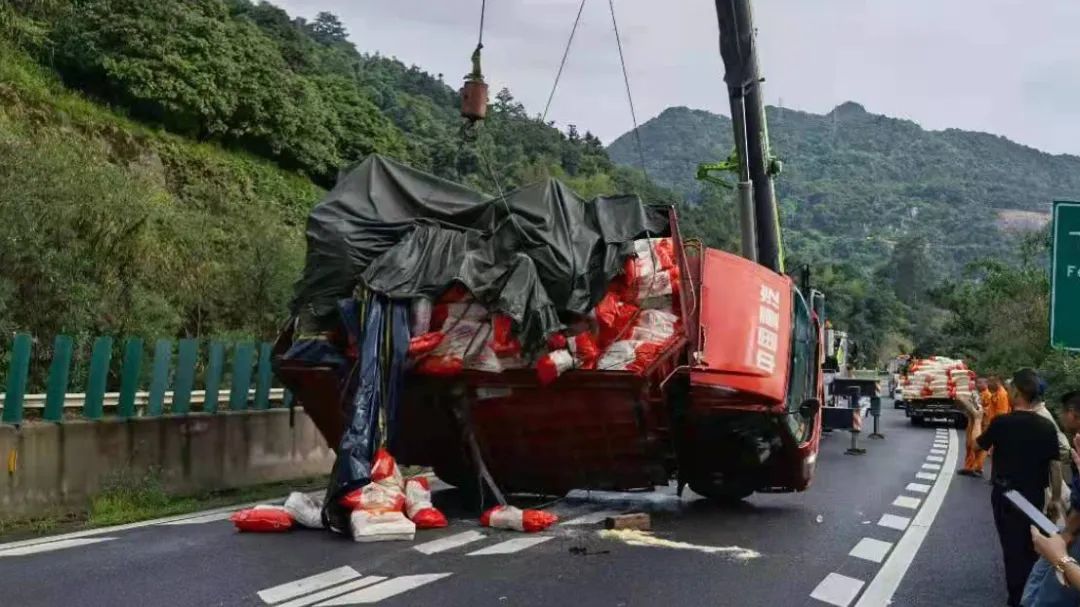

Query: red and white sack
left=405, top=477, right=448, bottom=529
left=491, top=314, right=522, bottom=357
left=415, top=320, right=490, bottom=376
left=231, top=505, right=294, bottom=533
left=536, top=349, right=575, bottom=385
left=627, top=309, right=679, bottom=344
left=597, top=340, right=665, bottom=375
left=595, top=290, right=640, bottom=347
left=480, top=505, right=558, bottom=533
left=350, top=510, right=416, bottom=542
left=463, top=343, right=504, bottom=373
left=621, top=238, right=681, bottom=303
left=567, top=332, right=601, bottom=370
left=284, top=492, right=324, bottom=529
left=340, top=448, right=406, bottom=512
left=340, top=482, right=407, bottom=512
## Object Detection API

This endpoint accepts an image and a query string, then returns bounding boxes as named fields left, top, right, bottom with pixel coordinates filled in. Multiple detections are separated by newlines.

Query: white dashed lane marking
left=849, top=538, right=893, bottom=564
left=929, top=449, right=946, bottom=455
left=315, top=574, right=452, bottom=606
left=906, top=483, right=931, bottom=494
left=278, top=578, right=386, bottom=607
left=811, top=573, right=866, bottom=607
left=467, top=536, right=553, bottom=556
left=922, top=463, right=941, bottom=471
left=926, top=455, right=944, bottom=463
left=258, top=567, right=361, bottom=605
left=892, top=496, right=921, bottom=510
left=877, top=514, right=911, bottom=531
left=915, top=472, right=937, bottom=481
left=412, top=531, right=487, bottom=555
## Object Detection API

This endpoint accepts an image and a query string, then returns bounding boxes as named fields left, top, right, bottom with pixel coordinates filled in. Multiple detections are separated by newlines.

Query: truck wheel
left=910, top=416, right=922, bottom=427
left=689, top=480, right=754, bottom=504
left=954, top=415, right=968, bottom=430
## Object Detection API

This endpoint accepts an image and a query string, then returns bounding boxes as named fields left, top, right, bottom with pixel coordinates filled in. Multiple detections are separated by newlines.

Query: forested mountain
left=0, top=0, right=666, bottom=363
left=609, top=104, right=1080, bottom=270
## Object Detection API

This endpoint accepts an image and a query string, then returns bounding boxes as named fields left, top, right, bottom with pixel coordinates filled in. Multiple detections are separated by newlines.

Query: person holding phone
left=1022, top=391, right=1080, bottom=606
left=970, top=369, right=1061, bottom=607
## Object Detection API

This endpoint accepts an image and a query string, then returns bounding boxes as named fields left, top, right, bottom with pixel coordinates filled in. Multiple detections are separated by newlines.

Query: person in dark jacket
left=970, top=369, right=1061, bottom=607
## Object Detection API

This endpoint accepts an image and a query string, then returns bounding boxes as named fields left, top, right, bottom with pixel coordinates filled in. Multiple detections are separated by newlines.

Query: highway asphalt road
left=0, top=406, right=1011, bottom=606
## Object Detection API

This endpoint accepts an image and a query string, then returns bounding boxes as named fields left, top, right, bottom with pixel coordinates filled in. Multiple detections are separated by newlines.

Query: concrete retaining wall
left=0, top=410, right=334, bottom=519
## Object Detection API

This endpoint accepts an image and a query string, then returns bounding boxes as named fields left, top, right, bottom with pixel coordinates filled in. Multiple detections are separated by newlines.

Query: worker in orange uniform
left=987, top=375, right=1012, bottom=419
left=960, top=377, right=992, bottom=476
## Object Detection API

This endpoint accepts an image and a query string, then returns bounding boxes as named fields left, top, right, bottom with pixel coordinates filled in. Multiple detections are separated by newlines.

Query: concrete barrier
left=0, top=410, right=334, bottom=519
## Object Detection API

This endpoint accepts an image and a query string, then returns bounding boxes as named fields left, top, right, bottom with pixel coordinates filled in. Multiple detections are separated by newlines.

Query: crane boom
left=713, top=0, right=783, bottom=273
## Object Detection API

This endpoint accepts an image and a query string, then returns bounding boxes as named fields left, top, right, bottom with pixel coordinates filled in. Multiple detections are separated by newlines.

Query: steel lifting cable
left=607, top=0, right=648, bottom=178
left=541, top=0, right=589, bottom=123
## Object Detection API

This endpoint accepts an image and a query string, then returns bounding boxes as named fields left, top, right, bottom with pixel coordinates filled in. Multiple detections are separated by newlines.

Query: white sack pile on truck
left=900, top=357, right=974, bottom=401
left=271, top=155, right=683, bottom=538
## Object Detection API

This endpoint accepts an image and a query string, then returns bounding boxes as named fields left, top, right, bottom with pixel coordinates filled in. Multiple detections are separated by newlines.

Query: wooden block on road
left=604, top=513, right=651, bottom=531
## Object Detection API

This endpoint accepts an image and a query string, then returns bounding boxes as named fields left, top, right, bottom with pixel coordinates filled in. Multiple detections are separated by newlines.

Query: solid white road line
left=877, top=514, right=911, bottom=531
left=926, top=455, right=944, bottom=463
left=929, top=449, right=946, bottom=455
left=161, top=512, right=233, bottom=526
left=467, top=536, right=554, bottom=556
left=905, top=483, right=931, bottom=494
left=811, top=572, right=865, bottom=607
left=562, top=510, right=622, bottom=526
left=277, top=578, right=386, bottom=607
left=0, top=491, right=318, bottom=552
left=0, top=537, right=116, bottom=557
left=258, top=566, right=360, bottom=604
left=413, top=531, right=487, bottom=555
left=915, top=472, right=937, bottom=481
left=893, top=496, right=921, bottom=510
left=314, top=574, right=452, bottom=606
left=849, top=538, right=893, bottom=564
left=854, top=428, right=959, bottom=606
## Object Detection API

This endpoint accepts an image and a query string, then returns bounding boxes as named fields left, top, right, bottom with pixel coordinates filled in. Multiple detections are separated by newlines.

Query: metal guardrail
left=0, top=388, right=287, bottom=412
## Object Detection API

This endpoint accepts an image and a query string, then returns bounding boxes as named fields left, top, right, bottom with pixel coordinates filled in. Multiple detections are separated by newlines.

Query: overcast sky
left=274, top=0, right=1080, bottom=156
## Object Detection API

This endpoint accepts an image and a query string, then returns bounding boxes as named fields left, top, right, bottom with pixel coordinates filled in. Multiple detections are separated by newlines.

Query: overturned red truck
left=274, top=155, right=824, bottom=514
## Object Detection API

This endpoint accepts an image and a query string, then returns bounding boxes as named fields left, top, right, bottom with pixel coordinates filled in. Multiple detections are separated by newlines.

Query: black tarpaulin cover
left=292, top=155, right=670, bottom=349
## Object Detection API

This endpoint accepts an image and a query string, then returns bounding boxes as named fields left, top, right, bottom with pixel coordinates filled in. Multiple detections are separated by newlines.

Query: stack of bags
left=406, top=237, right=683, bottom=383
left=900, top=357, right=973, bottom=401
left=230, top=449, right=448, bottom=542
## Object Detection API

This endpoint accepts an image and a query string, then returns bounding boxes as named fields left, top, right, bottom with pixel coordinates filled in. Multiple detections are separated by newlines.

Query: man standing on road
left=1022, top=391, right=1080, bottom=606
left=961, top=377, right=992, bottom=477
left=988, top=375, right=1013, bottom=418
left=969, top=369, right=1061, bottom=607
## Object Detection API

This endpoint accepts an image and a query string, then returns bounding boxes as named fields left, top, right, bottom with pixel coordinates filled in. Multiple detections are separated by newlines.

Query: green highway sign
left=1051, top=201, right=1080, bottom=350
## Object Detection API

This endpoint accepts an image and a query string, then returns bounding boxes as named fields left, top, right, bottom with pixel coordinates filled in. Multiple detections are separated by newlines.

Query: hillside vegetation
left=0, top=0, right=667, bottom=373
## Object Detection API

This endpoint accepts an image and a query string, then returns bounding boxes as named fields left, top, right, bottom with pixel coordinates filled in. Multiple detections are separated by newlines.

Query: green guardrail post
left=43, top=335, right=73, bottom=423
left=173, top=339, right=198, bottom=415
left=228, top=343, right=255, bottom=411
left=146, top=339, right=173, bottom=417
left=117, top=338, right=144, bottom=419
left=2, top=334, right=33, bottom=425
left=83, top=336, right=114, bottom=420
left=204, top=341, right=225, bottom=414
left=253, top=342, right=272, bottom=410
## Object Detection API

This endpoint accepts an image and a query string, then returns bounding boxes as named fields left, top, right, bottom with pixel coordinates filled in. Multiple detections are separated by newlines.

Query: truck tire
left=954, top=415, right=968, bottom=430
left=910, top=415, right=922, bottom=427
left=689, top=479, right=755, bottom=504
